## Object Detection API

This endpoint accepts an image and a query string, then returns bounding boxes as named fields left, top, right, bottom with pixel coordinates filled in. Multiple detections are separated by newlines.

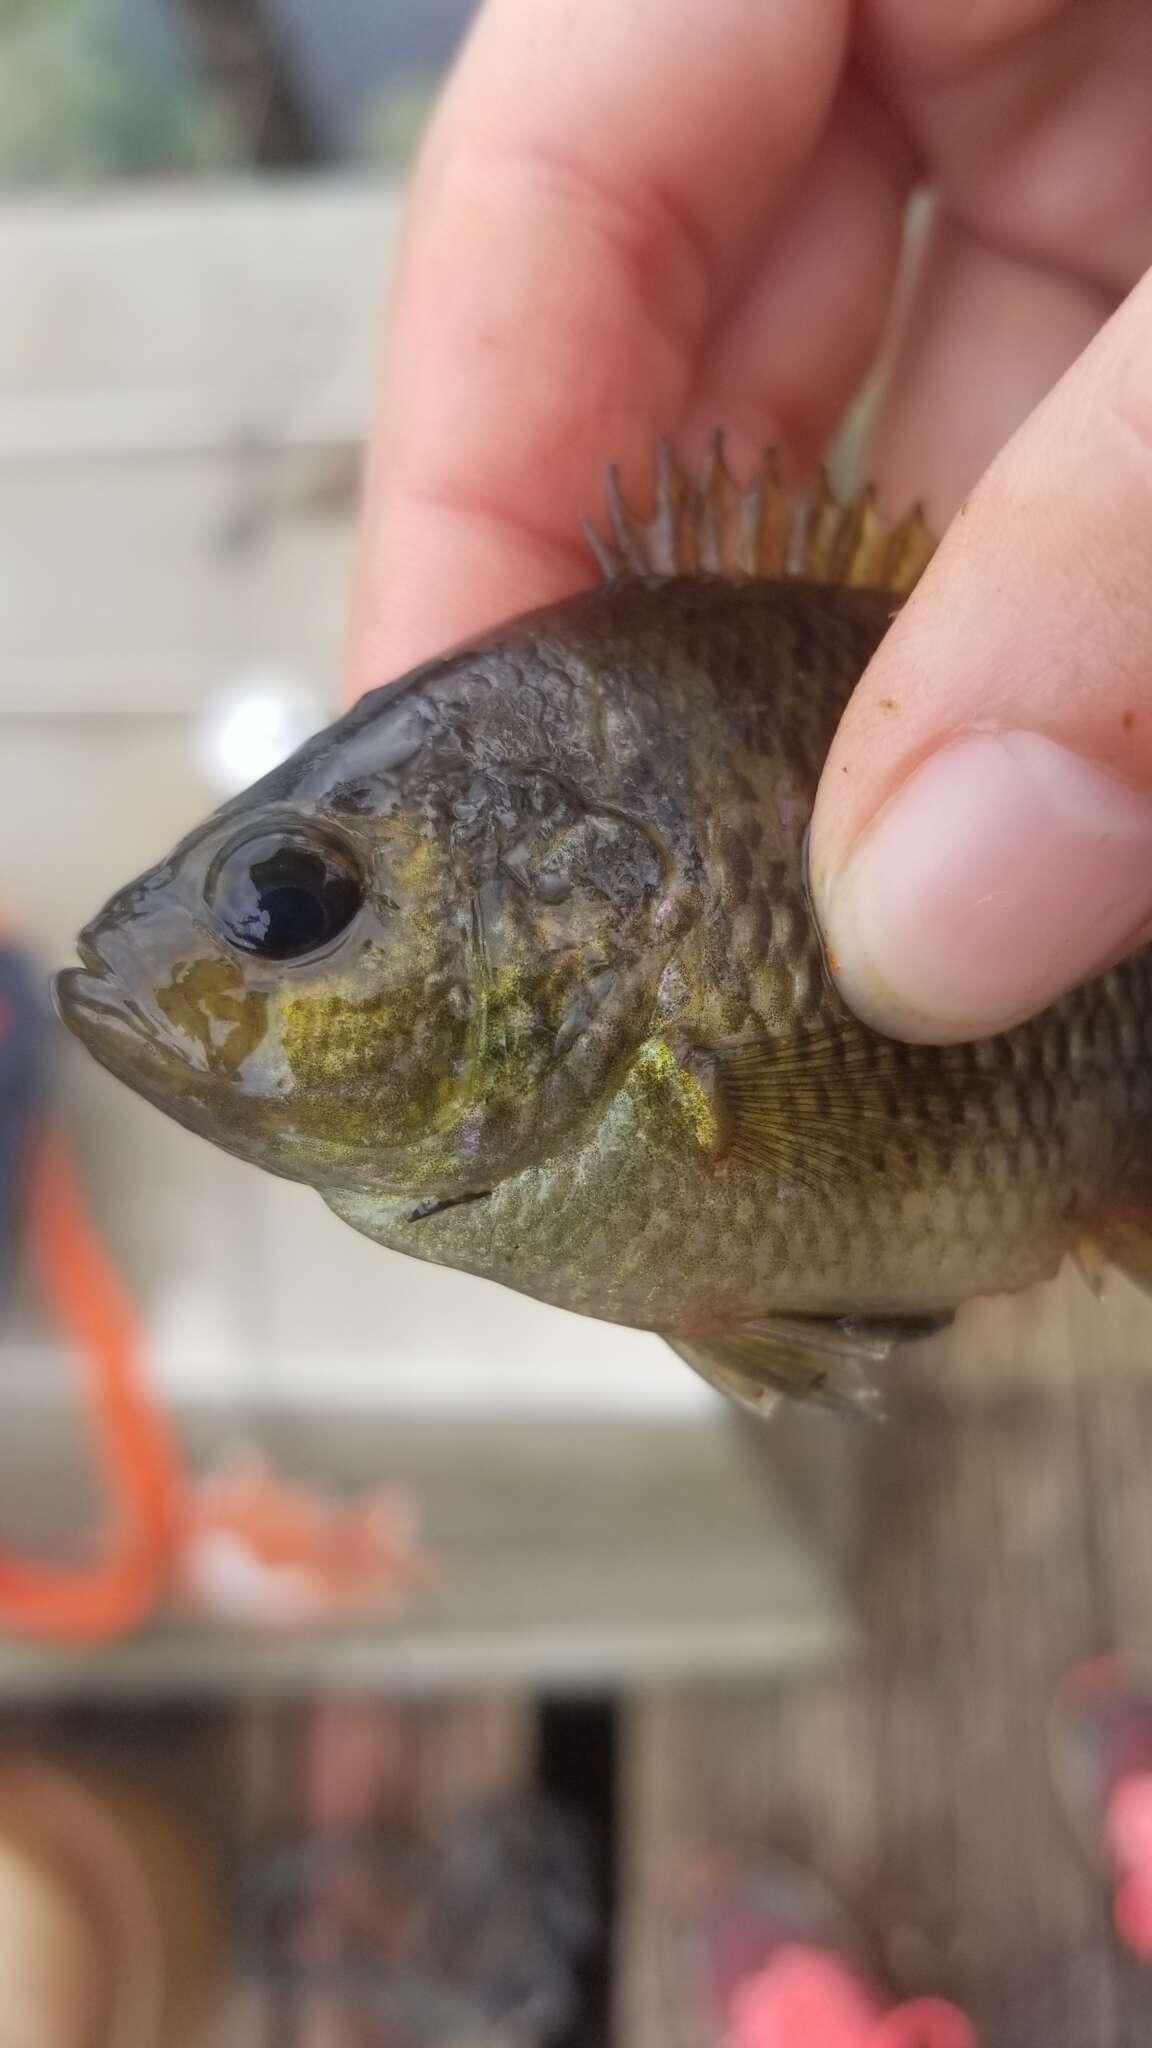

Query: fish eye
left=207, top=826, right=363, bottom=961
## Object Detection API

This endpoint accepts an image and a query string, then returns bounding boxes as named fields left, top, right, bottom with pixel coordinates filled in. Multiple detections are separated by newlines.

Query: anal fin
left=664, top=1311, right=953, bottom=1421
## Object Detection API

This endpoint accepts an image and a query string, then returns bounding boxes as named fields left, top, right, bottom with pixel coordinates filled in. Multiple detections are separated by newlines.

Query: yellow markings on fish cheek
left=155, top=959, right=269, bottom=1074
left=277, top=978, right=469, bottom=1151
left=392, top=833, right=438, bottom=887
left=280, top=986, right=403, bottom=1085
left=632, top=1038, right=719, bottom=1155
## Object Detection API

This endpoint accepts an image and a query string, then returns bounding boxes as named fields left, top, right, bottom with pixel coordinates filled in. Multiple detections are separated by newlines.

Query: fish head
left=57, top=630, right=681, bottom=1200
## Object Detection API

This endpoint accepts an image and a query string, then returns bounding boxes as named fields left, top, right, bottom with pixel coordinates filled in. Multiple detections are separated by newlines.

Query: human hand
left=347, top=0, right=1152, bottom=1045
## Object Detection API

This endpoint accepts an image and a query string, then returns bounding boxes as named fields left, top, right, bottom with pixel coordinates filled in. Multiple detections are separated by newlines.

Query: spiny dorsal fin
left=584, top=432, right=935, bottom=595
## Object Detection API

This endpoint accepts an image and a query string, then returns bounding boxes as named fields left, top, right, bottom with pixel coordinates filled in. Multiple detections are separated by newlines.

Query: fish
left=55, top=437, right=1152, bottom=1418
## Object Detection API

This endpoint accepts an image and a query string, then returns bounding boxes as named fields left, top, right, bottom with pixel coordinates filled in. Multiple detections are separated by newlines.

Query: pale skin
left=346, top=0, right=1152, bottom=1049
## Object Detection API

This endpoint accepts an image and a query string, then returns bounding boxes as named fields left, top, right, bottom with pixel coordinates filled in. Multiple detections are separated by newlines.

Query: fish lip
left=54, top=963, right=112, bottom=1033
left=54, top=964, right=177, bottom=1072
left=56, top=920, right=122, bottom=1014
left=56, top=967, right=226, bottom=1153
left=75, top=933, right=106, bottom=976
left=56, top=964, right=131, bottom=1050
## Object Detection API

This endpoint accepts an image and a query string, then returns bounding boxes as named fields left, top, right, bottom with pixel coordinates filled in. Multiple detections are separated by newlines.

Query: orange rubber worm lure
left=0, top=1124, right=185, bottom=1642
left=1, top=1126, right=435, bottom=1644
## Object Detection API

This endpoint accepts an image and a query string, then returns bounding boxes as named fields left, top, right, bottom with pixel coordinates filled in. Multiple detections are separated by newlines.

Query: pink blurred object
left=1112, top=1869, right=1152, bottom=1959
left=1104, top=1772, right=1152, bottom=1870
left=870, top=1996, right=980, bottom=2048
left=724, top=1946, right=882, bottom=2047
left=672, top=1855, right=979, bottom=2048
left=173, top=1448, right=437, bottom=1629
left=723, top=1950, right=978, bottom=2048
left=1107, top=1776, right=1152, bottom=1957
left=1050, top=1658, right=1152, bottom=1961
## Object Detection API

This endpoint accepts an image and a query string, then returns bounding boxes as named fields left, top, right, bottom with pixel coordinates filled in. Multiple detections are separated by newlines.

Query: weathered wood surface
left=619, top=1269, right=1152, bottom=2048
left=0, top=1410, right=847, bottom=1699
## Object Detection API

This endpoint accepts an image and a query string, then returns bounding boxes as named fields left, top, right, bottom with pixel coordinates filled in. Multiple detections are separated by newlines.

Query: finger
left=866, top=210, right=1114, bottom=524
left=864, top=0, right=1152, bottom=295
left=683, top=82, right=913, bottom=477
left=860, top=0, right=1152, bottom=524
left=809, top=263, right=1152, bottom=1043
left=345, top=0, right=850, bottom=696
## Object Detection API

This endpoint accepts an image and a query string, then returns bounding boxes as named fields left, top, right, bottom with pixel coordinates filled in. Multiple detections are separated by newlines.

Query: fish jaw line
left=50, top=962, right=265, bottom=1173
left=56, top=962, right=305, bottom=1178
left=55, top=964, right=207, bottom=1076
left=55, top=966, right=490, bottom=1196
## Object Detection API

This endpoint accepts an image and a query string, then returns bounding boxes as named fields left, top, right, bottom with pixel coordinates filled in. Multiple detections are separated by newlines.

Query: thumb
left=810, top=266, right=1152, bottom=1045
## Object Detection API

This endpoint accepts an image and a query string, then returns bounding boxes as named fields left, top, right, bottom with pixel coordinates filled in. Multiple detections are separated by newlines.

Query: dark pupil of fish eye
left=217, top=836, right=361, bottom=960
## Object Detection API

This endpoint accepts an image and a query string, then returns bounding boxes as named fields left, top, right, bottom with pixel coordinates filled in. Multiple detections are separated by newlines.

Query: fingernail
left=816, top=731, right=1152, bottom=1042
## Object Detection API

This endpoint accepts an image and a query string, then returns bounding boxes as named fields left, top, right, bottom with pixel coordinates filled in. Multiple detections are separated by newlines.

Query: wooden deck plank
left=618, top=1280, right=1152, bottom=2048
left=0, top=1408, right=848, bottom=1699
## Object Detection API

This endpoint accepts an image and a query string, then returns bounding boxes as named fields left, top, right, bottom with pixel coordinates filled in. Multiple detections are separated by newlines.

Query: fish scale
left=329, top=949, right=1152, bottom=1329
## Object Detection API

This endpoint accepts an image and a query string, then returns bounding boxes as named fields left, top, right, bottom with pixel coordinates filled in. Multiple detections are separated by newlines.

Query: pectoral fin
left=699, top=1030, right=986, bottom=1185
left=664, top=1311, right=953, bottom=1420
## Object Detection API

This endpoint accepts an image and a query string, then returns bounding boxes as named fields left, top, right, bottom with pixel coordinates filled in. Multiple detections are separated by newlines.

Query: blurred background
left=3, top=9, right=1152, bottom=2048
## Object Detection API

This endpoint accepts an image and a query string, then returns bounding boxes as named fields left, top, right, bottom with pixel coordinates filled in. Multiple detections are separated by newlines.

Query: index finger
left=345, top=0, right=849, bottom=697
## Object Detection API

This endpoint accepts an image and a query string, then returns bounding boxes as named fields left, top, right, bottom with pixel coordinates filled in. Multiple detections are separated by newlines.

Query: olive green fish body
left=57, top=445, right=1152, bottom=1413
left=332, top=980, right=1152, bottom=1331
left=326, top=576, right=1152, bottom=1334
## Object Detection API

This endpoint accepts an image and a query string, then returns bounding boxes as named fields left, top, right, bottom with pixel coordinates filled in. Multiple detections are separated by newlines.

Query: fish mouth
left=56, top=959, right=255, bottom=1174
left=75, top=932, right=105, bottom=977
left=54, top=961, right=196, bottom=1094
